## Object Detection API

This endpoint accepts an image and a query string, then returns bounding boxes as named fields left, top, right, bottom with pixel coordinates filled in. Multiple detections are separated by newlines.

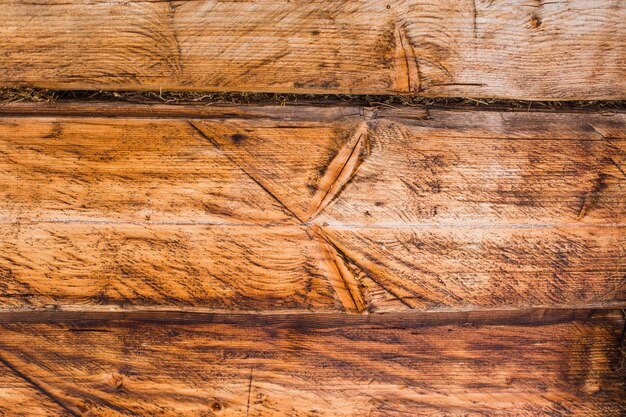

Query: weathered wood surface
left=1, top=222, right=622, bottom=312
left=0, top=311, right=623, bottom=416
left=1, top=0, right=624, bottom=99
left=2, top=110, right=624, bottom=225
left=0, top=106, right=623, bottom=313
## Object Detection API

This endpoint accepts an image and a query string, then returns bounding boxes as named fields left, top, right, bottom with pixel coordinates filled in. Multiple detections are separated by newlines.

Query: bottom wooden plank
left=0, top=312, right=623, bottom=416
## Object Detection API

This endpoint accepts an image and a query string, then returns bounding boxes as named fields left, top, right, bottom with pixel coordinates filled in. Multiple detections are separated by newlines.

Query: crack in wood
left=312, top=226, right=366, bottom=314
left=471, top=0, right=478, bottom=38
left=394, top=23, right=421, bottom=94
left=307, top=122, right=369, bottom=222
left=166, top=2, right=183, bottom=75
left=245, top=367, right=253, bottom=417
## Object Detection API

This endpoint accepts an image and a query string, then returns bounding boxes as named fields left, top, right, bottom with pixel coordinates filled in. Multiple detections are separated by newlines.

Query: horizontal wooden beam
left=0, top=106, right=623, bottom=313
left=1, top=0, right=624, bottom=99
left=1, top=109, right=623, bottom=225
left=1, top=222, right=623, bottom=312
left=0, top=311, right=623, bottom=416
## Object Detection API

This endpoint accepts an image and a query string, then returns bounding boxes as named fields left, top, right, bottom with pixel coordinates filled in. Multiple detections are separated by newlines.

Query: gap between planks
left=0, top=307, right=622, bottom=326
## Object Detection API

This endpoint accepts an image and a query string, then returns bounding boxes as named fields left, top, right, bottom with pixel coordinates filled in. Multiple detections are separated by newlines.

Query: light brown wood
left=0, top=312, right=623, bottom=416
left=195, top=110, right=626, bottom=225
left=0, top=106, right=623, bottom=313
left=2, top=111, right=623, bottom=225
left=1, top=222, right=622, bottom=312
left=0, top=117, right=297, bottom=224
left=0, top=365, right=68, bottom=416
left=1, top=0, right=624, bottom=99
left=323, top=225, right=625, bottom=311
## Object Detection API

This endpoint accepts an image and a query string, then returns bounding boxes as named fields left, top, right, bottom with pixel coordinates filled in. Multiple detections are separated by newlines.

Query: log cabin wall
left=0, top=1, right=624, bottom=415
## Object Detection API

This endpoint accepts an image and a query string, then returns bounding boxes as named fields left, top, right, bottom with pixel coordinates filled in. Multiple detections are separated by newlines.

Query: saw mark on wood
left=320, top=230, right=416, bottom=310
left=608, top=157, right=626, bottom=179
left=166, top=1, right=183, bottom=76
left=588, top=123, right=626, bottom=178
left=187, top=120, right=303, bottom=223
left=0, top=352, right=81, bottom=416
left=577, top=173, right=609, bottom=220
left=394, top=23, right=421, bottom=94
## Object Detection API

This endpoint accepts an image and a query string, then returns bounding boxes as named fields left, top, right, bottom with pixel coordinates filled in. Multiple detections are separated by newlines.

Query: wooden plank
left=0, top=0, right=624, bottom=99
left=322, top=225, right=625, bottom=311
left=1, top=222, right=622, bottom=312
left=195, top=110, right=626, bottom=225
left=0, top=312, right=623, bottom=416
left=0, top=107, right=623, bottom=313
left=2, top=111, right=623, bottom=225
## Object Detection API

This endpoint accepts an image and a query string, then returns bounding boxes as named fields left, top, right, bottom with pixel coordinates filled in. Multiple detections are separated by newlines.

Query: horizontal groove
left=2, top=219, right=624, bottom=229
left=0, top=307, right=623, bottom=326
left=0, top=89, right=624, bottom=117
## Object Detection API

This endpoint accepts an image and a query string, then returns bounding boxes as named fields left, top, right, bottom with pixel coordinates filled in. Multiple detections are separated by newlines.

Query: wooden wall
left=0, top=101, right=623, bottom=414
left=0, top=0, right=624, bottom=98
left=0, top=0, right=624, bottom=414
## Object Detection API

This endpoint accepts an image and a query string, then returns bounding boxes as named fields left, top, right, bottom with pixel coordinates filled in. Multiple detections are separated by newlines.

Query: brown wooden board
left=0, top=105, right=623, bottom=313
left=0, top=0, right=624, bottom=99
left=0, top=311, right=623, bottom=416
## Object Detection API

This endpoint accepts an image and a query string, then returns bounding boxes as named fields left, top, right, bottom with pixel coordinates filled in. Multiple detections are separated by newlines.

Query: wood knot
left=230, top=133, right=246, bottom=144
left=107, top=372, right=124, bottom=390
left=529, top=14, right=542, bottom=28
left=211, top=401, right=224, bottom=413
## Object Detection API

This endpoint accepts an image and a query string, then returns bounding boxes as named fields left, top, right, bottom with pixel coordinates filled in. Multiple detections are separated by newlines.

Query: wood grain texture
left=0, top=0, right=624, bottom=99
left=0, top=361, right=69, bottom=416
left=0, top=106, right=623, bottom=313
left=195, top=110, right=626, bottom=225
left=1, top=222, right=622, bottom=312
left=0, top=118, right=295, bottom=224
left=0, top=223, right=342, bottom=311
left=0, top=312, right=623, bottom=416
left=322, top=226, right=625, bottom=311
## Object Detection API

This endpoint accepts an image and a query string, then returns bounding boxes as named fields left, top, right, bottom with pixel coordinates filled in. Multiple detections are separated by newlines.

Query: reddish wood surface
left=0, top=106, right=623, bottom=313
left=0, top=311, right=624, bottom=416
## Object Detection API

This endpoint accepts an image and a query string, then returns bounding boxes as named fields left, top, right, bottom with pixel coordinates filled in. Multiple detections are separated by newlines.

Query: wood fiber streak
left=194, top=111, right=626, bottom=226
left=323, top=226, right=625, bottom=311
left=0, top=223, right=342, bottom=311
left=0, top=0, right=624, bottom=98
left=0, top=108, right=624, bottom=312
left=0, top=316, right=623, bottom=416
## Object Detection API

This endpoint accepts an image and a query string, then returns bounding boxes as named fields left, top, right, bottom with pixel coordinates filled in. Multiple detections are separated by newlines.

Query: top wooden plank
left=1, top=0, right=624, bottom=99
